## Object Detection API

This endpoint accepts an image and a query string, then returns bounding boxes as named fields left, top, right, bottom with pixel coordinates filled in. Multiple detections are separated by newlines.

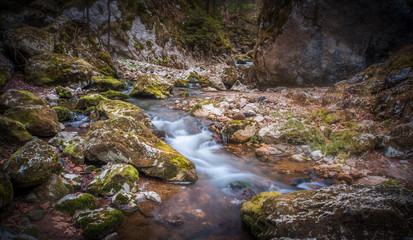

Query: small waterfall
left=152, top=116, right=302, bottom=194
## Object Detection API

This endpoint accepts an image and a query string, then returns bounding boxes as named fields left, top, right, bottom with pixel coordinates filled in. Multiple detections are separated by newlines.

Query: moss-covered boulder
left=91, top=76, right=126, bottom=91
left=5, top=106, right=61, bottom=137
left=100, top=90, right=129, bottom=100
left=49, top=132, right=84, bottom=164
left=96, top=99, right=146, bottom=123
left=222, top=120, right=258, bottom=143
left=0, top=175, right=13, bottom=208
left=0, top=90, right=46, bottom=113
left=52, top=106, right=72, bottom=122
left=112, top=192, right=138, bottom=212
left=241, top=184, right=413, bottom=239
left=26, top=174, right=70, bottom=202
left=4, top=138, right=59, bottom=188
left=74, top=207, right=124, bottom=240
left=25, top=53, right=96, bottom=88
left=174, top=78, right=189, bottom=88
left=75, top=94, right=107, bottom=111
left=87, top=163, right=139, bottom=196
left=55, top=86, right=73, bottom=99
left=129, top=74, right=174, bottom=99
left=55, top=193, right=97, bottom=216
left=6, top=26, right=54, bottom=58
left=84, top=116, right=197, bottom=183
left=0, top=115, right=33, bottom=150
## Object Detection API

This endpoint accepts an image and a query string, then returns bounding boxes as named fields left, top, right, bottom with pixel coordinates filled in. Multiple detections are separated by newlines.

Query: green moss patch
left=55, top=193, right=97, bottom=216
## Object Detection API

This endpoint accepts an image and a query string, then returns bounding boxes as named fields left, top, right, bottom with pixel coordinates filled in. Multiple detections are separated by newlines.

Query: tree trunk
left=86, top=5, right=90, bottom=36
left=206, top=0, right=210, bottom=13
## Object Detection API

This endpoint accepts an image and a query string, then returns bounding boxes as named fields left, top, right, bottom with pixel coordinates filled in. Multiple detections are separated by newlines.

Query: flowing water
left=117, top=87, right=325, bottom=240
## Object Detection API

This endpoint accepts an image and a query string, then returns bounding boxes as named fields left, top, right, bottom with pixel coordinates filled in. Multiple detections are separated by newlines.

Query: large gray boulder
left=247, top=0, right=413, bottom=87
left=241, top=184, right=413, bottom=239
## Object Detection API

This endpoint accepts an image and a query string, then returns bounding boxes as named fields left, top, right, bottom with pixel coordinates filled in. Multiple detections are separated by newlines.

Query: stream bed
left=116, top=86, right=325, bottom=240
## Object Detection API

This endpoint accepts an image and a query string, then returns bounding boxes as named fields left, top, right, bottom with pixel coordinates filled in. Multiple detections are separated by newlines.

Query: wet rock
left=84, top=116, right=197, bottom=183
left=25, top=53, right=97, bottom=88
left=74, top=207, right=124, bottom=240
left=5, top=26, right=54, bottom=58
left=0, top=115, right=33, bottom=150
left=87, top=163, right=139, bottom=196
left=26, top=174, right=70, bottom=202
left=55, top=193, right=97, bottom=216
left=129, top=74, right=173, bottom=99
left=75, top=93, right=108, bottom=111
left=0, top=90, right=46, bottom=113
left=241, top=184, right=413, bottom=239
left=385, top=146, right=405, bottom=159
left=96, top=99, right=146, bottom=123
left=4, top=138, right=59, bottom=188
left=52, top=106, right=72, bottom=122
left=0, top=175, right=13, bottom=208
left=4, top=106, right=61, bottom=137
left=222, top=120, right=258, bottom=143
left=142, top=191, right=162, bottom=203
left=91, top=76, right=126, bottom=91
left=290, top=154, right=306, bottom=163
left=255, top=144, right=283, bottom=161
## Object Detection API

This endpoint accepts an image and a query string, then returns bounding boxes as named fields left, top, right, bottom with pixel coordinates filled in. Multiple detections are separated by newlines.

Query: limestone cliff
left=246, top=0, right=413, bottom=88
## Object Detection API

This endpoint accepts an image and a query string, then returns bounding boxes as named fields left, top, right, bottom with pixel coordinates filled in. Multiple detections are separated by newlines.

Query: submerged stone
left=4, top=138, right=59, bottom=188
left=5, top=106, right=61, bottom=137
left=87, top=163, right=139, bottom=196
left=241, top=184, right=413, bottom=239
left=74, top=207, right=124, bottom=240
left=55, top=193, right=97, bottom=216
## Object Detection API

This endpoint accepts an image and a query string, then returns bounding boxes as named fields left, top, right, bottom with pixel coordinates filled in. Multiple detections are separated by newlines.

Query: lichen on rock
left=25, top=174, right=70, bottom=202
left=87, top=163, right=139, bottom=196
left=4, top=138, right=59, bottom=188
left=91, top=76, right=126, bottom=91
left=49, top=131, right=85, bottom=164
left=96, top=99, right=146, bottom=123
left=75, top=93, right=108, bottom=111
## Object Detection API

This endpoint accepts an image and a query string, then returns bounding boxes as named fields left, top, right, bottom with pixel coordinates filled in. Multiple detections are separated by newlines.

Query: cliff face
left=247, top=0, right=413, bottom=88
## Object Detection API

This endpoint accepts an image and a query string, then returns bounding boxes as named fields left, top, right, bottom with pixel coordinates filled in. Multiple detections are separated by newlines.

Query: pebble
left=232, top=112, right=245, bottom=120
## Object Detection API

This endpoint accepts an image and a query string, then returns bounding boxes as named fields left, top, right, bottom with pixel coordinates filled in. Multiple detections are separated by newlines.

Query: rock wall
left=246, top=0, right=413, bottom=88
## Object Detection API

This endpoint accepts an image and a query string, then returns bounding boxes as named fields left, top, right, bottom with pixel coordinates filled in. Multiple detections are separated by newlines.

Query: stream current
left=117, top=86, right=325, bottom=239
